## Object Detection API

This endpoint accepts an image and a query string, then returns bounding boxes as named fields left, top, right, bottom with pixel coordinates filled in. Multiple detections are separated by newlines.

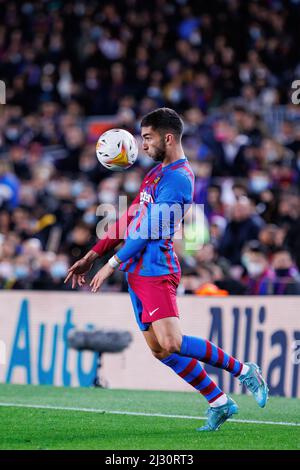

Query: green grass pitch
left=0, top=384, right=299, bottom=450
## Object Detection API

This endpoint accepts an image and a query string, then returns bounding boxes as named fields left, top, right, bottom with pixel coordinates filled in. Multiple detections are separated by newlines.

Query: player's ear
left=165, top=133, right=173, bottom=145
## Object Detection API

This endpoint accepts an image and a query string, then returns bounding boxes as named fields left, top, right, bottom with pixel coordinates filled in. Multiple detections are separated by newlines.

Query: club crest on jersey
left=153, top=176, right=161, bottom=184
left=140, top=190, right=153, bottom=204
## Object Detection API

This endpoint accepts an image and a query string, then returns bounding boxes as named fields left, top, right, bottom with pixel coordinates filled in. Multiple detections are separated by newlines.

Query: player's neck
left=162, top=145, right=185, bottom=167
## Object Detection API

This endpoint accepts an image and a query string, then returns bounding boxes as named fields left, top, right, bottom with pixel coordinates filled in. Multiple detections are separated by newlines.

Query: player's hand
left=90, top=263, right=114, bottom=293
left=64, top=258, right=93, bottom=289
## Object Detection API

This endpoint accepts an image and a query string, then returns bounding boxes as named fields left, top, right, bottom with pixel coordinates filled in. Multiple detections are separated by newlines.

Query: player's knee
left=160, top=336, right=181, bottom=354
left=151, top=349, right=169, bottom=360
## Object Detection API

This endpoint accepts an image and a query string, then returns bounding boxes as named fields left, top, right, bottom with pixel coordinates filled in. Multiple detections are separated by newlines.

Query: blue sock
left=160, top=353, right=224, bottom=403
left=180, top=335, right=243, bottom=377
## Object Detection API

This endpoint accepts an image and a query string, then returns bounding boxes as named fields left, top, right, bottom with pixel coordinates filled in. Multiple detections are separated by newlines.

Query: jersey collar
left=162, top=157, right=186, bottom=171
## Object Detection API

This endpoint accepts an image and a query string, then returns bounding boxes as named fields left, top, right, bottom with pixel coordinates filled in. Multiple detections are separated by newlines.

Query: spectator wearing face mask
left=11, top=255, right=32, bottom=290
left=48, top=254, right=71, bottom=290
left=270, top=248, right=300, bottom=295
left=248, top=170, right=271, bottom=195
left=241, top=241, right=273, bottom=295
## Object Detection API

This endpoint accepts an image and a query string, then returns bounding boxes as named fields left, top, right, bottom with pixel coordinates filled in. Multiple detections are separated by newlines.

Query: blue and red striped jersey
left=117, top=157, right=194, bottom=276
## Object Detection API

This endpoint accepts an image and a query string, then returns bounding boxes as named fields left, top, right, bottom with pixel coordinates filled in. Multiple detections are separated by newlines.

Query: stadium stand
left=1, top=0, right=300, bottom=294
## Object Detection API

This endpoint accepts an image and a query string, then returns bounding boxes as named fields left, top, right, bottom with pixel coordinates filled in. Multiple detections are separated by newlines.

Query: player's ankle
left=210, top=393, right=228, bottom=408
left=239, top=364, right=250, bottom=377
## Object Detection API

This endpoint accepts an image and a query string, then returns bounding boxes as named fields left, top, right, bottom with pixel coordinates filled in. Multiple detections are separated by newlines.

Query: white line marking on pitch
left=0, top=402, right=299, bottom=427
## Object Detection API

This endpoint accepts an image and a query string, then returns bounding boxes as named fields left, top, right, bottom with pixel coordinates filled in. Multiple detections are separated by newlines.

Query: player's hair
left=141, top=107, right=183, bottom=142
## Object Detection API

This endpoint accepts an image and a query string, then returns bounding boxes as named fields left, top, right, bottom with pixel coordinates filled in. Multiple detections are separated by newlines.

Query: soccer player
left=64, top=108, right=269, bottom=432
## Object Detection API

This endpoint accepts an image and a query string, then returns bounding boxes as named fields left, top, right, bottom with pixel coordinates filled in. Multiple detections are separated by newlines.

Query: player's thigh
left=142, top=325, right=168, bottom=358
left=143, top=325, right=162, bottom=352
left=151, top=316, right=183, bottom=351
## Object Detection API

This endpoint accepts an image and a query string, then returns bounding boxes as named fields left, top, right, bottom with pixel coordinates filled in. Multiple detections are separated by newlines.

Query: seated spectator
left=11, top=255, right=32, bottom=290
left=181, top=264, right=229, bottom=296
left=241, top=241, right=273, bottom=295
left=194, top=242, right=217, bottom=264
left=270, top=248, right=300, bottom=295
left=219, top=198, right=262, bottom=265
left=210, top=119, right=250, bottom=177
left=205, top=184, right=225, bottom=221
left=232, top=181, right=248, bottom=201
left=258, top=224, right=282, bottom=255
left=63, top=222, right=94, bottom=264
left=1, top=1, right=300, bottom=295
left=212, top=262, right=247, bottom=295
left=180, top=269, right=204, bottom=295
left=209, top=215, right=227, bottom=248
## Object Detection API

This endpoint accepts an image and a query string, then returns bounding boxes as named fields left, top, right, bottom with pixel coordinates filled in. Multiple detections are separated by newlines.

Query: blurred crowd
left=1, top=0, right=300, bottom=295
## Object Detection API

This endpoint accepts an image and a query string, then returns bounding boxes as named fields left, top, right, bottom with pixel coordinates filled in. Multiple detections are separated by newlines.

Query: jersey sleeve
left=91, top=191, right=140, bottom=257
left=116, top=171, right=193, bottom=263
left=91, top=166, right=160, bottom=257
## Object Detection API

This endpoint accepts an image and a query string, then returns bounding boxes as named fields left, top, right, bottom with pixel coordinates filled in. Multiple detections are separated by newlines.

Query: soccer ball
left=96, top=128, right=138, bottom=171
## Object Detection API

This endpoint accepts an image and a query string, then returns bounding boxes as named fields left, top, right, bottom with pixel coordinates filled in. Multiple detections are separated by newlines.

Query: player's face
left=141, top=127, right=166, bottom=162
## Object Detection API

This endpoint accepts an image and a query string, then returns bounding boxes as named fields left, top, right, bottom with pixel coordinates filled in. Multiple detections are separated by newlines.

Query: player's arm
left=65, top=165, right=160, bottom=288
left=90, top=172, right=193, bottom=292
left=90, top=191, right=141, bottom=257
left=89, top=167, right=162, bottom=260
left=64, top=192, right=141, bottom=288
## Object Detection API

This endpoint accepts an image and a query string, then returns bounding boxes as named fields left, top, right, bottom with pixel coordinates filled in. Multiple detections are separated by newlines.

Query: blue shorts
left=127, top=281, right=151, bottom=331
